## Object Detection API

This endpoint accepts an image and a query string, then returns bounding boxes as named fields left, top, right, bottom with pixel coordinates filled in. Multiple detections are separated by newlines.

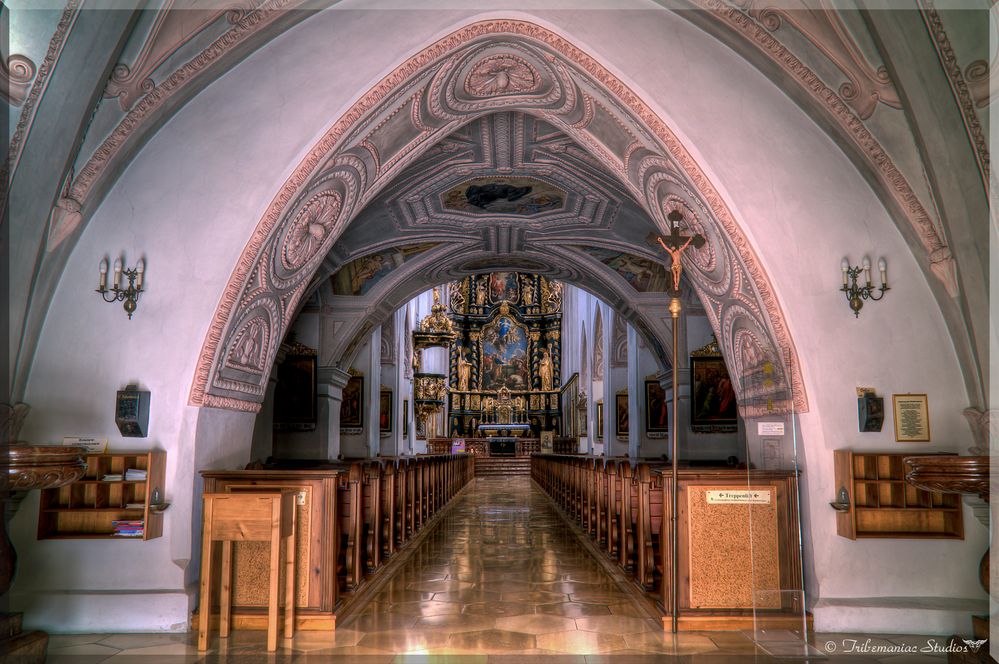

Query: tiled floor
left=47, top=477, right=957, bottom=661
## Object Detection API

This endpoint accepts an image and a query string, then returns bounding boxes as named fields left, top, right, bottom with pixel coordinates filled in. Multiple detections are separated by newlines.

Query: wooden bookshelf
left=37, top=451, right=166, bottom=540
left=833, top=449, right=963, bottom=539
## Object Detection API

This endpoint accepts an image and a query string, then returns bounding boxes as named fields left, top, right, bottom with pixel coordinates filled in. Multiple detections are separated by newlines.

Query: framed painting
left=480, top=315, right=529, bottom=390
left=273, top=354, right=317, bottom=431
left=403, top=399, right=409, bottom=436
left=690, top=355, right=737, bottom=432
left=892, top=393, right=930, bottom=442
left=340, top=375, right=364, bottom=428
left=645, top=380, right=668, bottom=433
left=615, top=393, right=629, bottom=438
left=596, top=401, right=604, bottom=440
left=379, top=389, right=393, bottom=433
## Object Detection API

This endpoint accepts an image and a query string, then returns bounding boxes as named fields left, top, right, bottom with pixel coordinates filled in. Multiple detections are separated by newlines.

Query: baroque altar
left=445, top=273, right=563, bottom=438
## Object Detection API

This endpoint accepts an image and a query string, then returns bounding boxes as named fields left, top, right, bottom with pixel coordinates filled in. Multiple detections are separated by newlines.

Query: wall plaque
left=705, top=489, right=772, bottom=505
left=892, top=393, right=930, bottom=442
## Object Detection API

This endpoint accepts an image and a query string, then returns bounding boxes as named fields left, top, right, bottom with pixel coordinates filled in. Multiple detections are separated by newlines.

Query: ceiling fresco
left=577, top=247, right=669, bottom=292
left=442, top=176, right=566, bottom=216
left=330, top=243, right=438, bottom=296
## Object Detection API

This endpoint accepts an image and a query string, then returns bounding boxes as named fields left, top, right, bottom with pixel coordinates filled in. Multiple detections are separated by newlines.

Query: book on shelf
left=101, top=474, right=123, bottom=482
left=124, top=469, right=147, bottom=481
left=124, top=503, right=145, bottom=510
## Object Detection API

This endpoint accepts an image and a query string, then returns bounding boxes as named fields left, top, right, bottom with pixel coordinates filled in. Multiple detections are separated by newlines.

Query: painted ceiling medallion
left=465, top=54, right=540, bottom=97
left=282, top=190, right=342, bottom=270
left=442, top=176, right=565, bottom=215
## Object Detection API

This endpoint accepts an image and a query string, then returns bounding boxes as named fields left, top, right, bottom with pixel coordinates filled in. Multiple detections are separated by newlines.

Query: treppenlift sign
left=706, top=489, right=772, bottom=505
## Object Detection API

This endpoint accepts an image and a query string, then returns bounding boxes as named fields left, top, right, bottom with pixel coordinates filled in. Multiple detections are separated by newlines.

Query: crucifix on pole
left=656, top=209, right=705, bottom=633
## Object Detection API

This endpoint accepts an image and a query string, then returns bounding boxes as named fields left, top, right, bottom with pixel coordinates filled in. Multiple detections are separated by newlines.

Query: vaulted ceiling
left=308, top=111, right=685, bottom=370
left=5, top=1, right=991, bottom=414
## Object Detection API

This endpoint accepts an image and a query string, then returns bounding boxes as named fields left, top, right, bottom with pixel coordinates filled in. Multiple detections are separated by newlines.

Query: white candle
left=840, top=258, right=849, bottom=286
left=862, top=257, right=871, bottom=286
left=99, top=258, right=108, bottom=291
left=113, top=258, right=122, bottom=289
left=136, top=259, right=145, bottom=290
left=878, top=257, right=887, bottom=286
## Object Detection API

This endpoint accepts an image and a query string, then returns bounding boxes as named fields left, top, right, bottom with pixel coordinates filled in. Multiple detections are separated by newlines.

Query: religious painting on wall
left=379, top=389, right=393, bottom=433
left=480, top=315, right=529, bottom=390
left=578, top=247, right=669, bottom=292
left=489, top=272, right=519, bottom=303
left=331, top=243, right=437, bottom=296
left=442, top=176, right=565, bottom=215
left=596, top=401, right=604, bottom=439
left=273, top=353, right=317, bottom=431
left=645, top=380, right=668, bottom=433
left=690, top=356, right=738, bottom=432
left=340, top=375, right=364, bottom=429
left=402, top=399, right=409, bottom=436
left=615, top=393, right=629, bottom=438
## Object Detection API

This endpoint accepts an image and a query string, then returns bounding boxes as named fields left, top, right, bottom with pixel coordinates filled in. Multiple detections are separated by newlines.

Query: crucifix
left=657, top=210, right=705, bottom=296
left=655, top=208, right=706, bottom=634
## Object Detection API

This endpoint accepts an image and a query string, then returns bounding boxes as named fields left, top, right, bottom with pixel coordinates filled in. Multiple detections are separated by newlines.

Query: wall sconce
left=829, top=486, right=851, bottom=511
left=97, top=257, right=144, bottom=319
left=840, top=256, right=888, bottom=317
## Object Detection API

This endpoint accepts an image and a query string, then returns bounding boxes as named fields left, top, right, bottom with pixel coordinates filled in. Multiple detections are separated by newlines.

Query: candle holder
left=97, top=257, right=144, bottom=319
left=840, top=257, right=888, bottom=318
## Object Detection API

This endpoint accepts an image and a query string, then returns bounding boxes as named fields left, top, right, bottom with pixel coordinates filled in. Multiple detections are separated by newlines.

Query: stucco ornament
left=191, top=20, right=808, bottom=415
left=465, top=54, right=539, bottom=96
left=282, top=190, right=343, bottom=271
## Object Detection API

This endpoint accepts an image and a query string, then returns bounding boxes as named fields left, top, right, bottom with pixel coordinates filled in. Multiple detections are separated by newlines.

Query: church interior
left=2, top=0, right=994, bottom=660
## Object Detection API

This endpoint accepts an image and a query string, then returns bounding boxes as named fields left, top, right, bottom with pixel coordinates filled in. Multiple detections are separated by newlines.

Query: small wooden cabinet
left=37, top=451, right=166, bottom=540
left=833, top=449, right=963, bottom=539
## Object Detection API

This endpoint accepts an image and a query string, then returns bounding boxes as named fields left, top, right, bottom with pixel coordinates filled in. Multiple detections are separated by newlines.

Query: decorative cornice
left=919, top=2, right=990, bottom=194
left=691, top=0, right=951, bottom=287
left=3, top=0, right=81, bottom=205
left=69, top=0, right=306, bottom=204
left=1, top=54, right=37, bottom=106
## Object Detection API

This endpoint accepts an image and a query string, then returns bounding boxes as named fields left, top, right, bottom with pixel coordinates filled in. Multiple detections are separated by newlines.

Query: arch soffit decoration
left=189, top=19, right=808, bottom=417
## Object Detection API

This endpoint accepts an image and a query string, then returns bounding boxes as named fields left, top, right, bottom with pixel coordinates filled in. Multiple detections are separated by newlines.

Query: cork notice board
left=686, top=485, right=781, bottom=609
left=231, top=487, right=312, bottom=607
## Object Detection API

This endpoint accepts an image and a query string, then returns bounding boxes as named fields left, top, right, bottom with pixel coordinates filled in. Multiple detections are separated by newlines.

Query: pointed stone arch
left=188, top=19, right=808, bottom=415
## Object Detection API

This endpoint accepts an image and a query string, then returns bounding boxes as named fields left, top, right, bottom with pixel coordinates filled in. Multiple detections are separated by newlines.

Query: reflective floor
left=47, top=477, right=956, bottom=661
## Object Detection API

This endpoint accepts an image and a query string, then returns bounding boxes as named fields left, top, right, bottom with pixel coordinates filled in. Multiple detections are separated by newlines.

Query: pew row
left=531, top=454, right=808, bottom=631
left=196, top=454, right=475, bottom=630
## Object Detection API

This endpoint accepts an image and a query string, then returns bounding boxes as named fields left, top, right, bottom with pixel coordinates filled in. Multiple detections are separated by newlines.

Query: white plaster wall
left=12, top=5, right=983, bottom=633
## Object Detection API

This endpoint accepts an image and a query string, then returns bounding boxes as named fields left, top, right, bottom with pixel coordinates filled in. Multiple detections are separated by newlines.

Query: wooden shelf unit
left=38, top=451, right=166, bottom=540
left=833, top=449, right=963, bottom=539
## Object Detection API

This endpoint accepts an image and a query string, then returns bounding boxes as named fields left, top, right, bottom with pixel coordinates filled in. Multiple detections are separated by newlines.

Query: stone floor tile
left=414, top=612, right=497, bottom=633
left=494, top=614, right=577, bottom=635
left=463, top=601, right=535, bottom=617
left=343, top=611, right=422, bottom=632
left=386, top=600, right=464, bottom=617
left=535, top=630, right=627, bottom=654
left=96, top=634, right=194, bottom=650
left=357, top=630, right=451, bottom=652
left=48, top=635, right=110, bottom=648
left=575, top=615, right=659, bottom=634
left=500, top=589, right=569, bottom=603
left=448, top=629, right=537, bottom=652
left=538, top=602, right=613, bottom=618
left=47, top=643, right=122, bottom=657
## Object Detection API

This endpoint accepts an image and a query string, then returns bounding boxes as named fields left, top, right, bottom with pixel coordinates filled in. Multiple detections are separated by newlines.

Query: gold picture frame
left=892, top=393, right=930, bottom=442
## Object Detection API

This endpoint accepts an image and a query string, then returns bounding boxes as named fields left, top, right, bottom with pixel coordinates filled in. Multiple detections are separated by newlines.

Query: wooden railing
left=531, top=454, right=803, bottom=629
left=199, top=453, right=475, bottom=629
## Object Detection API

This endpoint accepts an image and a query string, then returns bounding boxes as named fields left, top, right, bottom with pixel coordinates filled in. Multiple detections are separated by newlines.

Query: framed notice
left=892, top=393, right=930, bottom=442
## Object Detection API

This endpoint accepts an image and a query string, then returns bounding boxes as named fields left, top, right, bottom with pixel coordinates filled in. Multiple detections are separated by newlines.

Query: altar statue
left=539, top=348, right=554, bottom=391
left=457, top=353, right=473, bottom=392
